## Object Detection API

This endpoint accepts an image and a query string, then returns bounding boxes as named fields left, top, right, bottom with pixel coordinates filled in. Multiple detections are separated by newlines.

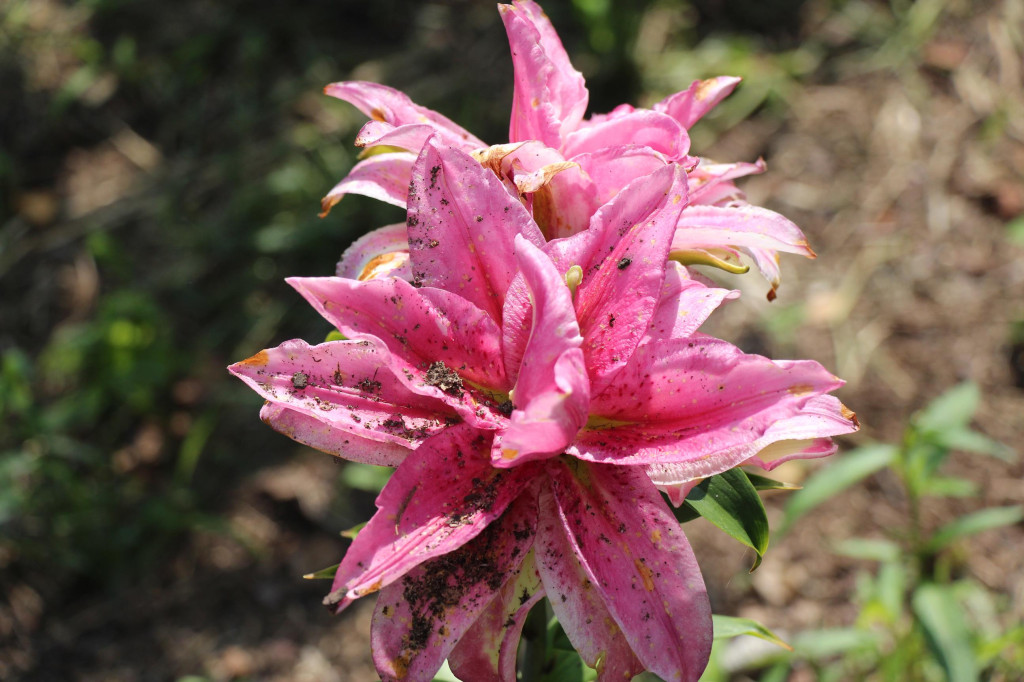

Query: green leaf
left=931, top=427, right=1016, bottom=462
left=324, top=329, right=346, bottom=342
left=830, top=537, right=901, bottom=562
left=341, top=462, right=392, bottom=492
left=919, top=475, right=978, bottom=498
left=926, top=506, right=1024, bottom=552
left=540, top=648, right=587, bottom=682
left=302, top=563, right=338, bottom=580
left=914, top=382, right=979, bottom=433
left=712, top=614, right=792, bottom=650
left=913, top=583, right=979, bottom=682
left=791, top=628, right=881, bottom=659
left=340, top=521, right=367, bottom=539
left=683, top=468, right=769, bottom=570
left=743, top=471, right=802, bottom=491
left=782, top=444, right=897, bottom=533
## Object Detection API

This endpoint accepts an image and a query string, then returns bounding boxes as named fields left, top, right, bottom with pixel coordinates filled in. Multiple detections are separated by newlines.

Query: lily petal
left=494, top=236, right=589, bottom=466
left=335, top=223, right=411, bottom=282
left=287, top=276, right=508, bottom=392
left=562, top=109, right=690, bottom=161
left=654, top=76, right=741, bottom=129
left=572, top=145, right=668, bottom=205
left=546, top=460, right=713, bottom=682
left=320, top=152, right=415, bottom=216
left=645, top=261, right=739, bottom=341
left=672, top=204, right=815, bottom=258
left=354, top=121, right=438, bottom=152
left=500, top=0, right=589, bottom=148
left=325, top=81, right=485, bottom=150
left=325, top=425, right=537, bottom=614
left=228, top=339, right=450, bottom=460
left=370, top=491, right=538, bottom=682
left=406, top=139, right=545, bottom=322
left=580, top=336, right=855, bottom=472
left=447, top=548, right=545, bottom=682
left=574, top=165, right=689, bottom=394
left=534, top=484, right=645, bottom=680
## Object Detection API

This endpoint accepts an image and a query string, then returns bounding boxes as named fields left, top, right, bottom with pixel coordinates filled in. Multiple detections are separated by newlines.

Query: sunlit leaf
left=791, top=628, right=881, bottom=658
left=830, top=537, right=900, bottom=562
left=683, top=468, right=769, bottom=570
left=782, top=444, right=897, bottom=533
left=926, top=506, right=1024, bottom=553
left=931, top=427, right=1015, bottom=462
left=743, top=471, right=801, bottom=491
left=914, top=382, right=978, bottom=433
left=302, top=562, right=338, bottom=580
left=913, top=583, right=978, bottom=682
left=712, top=614, right=791, bottom=650
left=340, top=521, right=367, bottom=539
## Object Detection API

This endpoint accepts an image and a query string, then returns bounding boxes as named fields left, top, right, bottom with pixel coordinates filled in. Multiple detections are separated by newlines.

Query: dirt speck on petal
left=291, top=372, right=308, bottom=389
left=424, top=361, right=463, bottom=396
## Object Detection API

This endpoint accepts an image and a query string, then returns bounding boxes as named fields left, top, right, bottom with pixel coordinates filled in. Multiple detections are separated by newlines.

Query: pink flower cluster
left=230, top=2, right=857, bottom=680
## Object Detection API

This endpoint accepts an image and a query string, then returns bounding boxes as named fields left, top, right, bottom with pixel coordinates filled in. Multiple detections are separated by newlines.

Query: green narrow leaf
left=914, top=382, right=979, bottom=432
left=324, top=329, right=347, bottom=342
left=340, top=521, right=367, bottom=539
left=683, top=468, right=769, bottom=570
left=913, top=583, right=979, bottom=682
left=302, top=562, right=339, bottom=580
left=918, top=475, right=977, bottom=498
left=743, top=471, right=802, bottom=491
left=791, top=628, right=881, bottom=659
left=712, top=614, right=792, bottom=650
left=926, top=506, right=1024, bottom=553
left=932, top=427, right=1015, bottom=462
left=830, top=537, right=901, bottom=562
left=341, top=462, right=392, bottom=492
left=782, top=444, right=897, bottom=533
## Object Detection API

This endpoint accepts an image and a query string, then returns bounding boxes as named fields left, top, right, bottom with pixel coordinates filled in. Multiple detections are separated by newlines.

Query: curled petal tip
left=840, top=403, right=860, bottom=428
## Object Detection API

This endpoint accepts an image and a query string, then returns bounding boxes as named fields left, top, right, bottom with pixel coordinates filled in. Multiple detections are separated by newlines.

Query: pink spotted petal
left=645, top=261, right=739, bottom=341
left=325, top=425, right=537, bottom=614
left=672, top=204, right=815, bottom=258
left=324, top=81, right=485, bottom=150
left=493, top=236, right=589, bottom=466
left=320, top=152, right=415, bottom=216
left=572, top=145, right=668, bottom=205
left=562, top=109, right=690, bottom=161
left=574, top=164, right=689, bottom=394
left=546, top=460, right=713, bottom=682
left=580, top=336, right=855, bottom=471
left=258, top=403, right=411, bottom=466
left=447, top=549, right=545, bottom=682
left=335, top=223, right=411, bottom=282
left=287, top=276, right=508, bottom=392
left=354, top=121, right=437, bottom=152
left=654, top=76, right=741, bottom=129
left=406, top=139, right=545, bottom=323
left=228, top=339, right=450, bottom=461
left=370, top=491, right=538, bottom=682
left=534, top=485, right=645, bottom=680
left=647, top=395, right=857, bottom=485
left=500, top=0, right=588, bottom=148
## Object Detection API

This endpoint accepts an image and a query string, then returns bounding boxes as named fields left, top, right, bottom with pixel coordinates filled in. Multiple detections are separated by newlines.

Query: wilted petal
left=500, top=0, right=588, bottom=148
left=533, top=485, right=645, bottom=680
left=336, top=223, right=412, bottom=282
left=581, top=336, right=855, bottom=472
left=546, top=460, right=713, bottom=682
left=448, top=550, right=545, bottom=682
left=288, top=276, right=508, bottom=392
left=320, top=152, right=415, bottom=216
left=494, top=236, right=589, bottom=466
left=228, top=340, right=450, bottom=461
left=654, top=76, right=741, bottom=129
left=562, top=109, right=690, bottom=161
left=325, top=81, right=485, bottom=150
left=325, top=425, right=537, bottom=613
left=370, top=491, right=538, bottom=682
left=573, top=145, right=668, bottom=205
left=645, top=261, right=738, bottom=341
left=407, top=139, right=545, bottom=322
left=574, top=165, right=688, bottom=394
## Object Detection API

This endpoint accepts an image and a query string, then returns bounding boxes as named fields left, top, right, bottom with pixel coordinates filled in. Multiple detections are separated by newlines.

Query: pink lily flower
left=322, top=0, right=814, bottom=298
left=230, top=140, right=857, bottom=681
